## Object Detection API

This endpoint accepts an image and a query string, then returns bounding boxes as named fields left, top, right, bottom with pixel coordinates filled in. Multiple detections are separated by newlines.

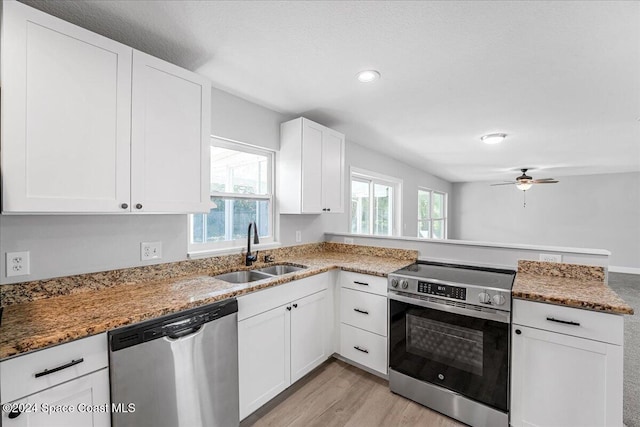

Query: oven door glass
left=389, top=297, right=509, bottom=412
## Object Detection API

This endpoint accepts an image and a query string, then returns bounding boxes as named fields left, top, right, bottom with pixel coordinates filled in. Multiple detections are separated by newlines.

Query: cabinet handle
left=322, top=208, right=327, bottom=211
left=353, top=281, right=369, bottom=286
left=286, top=306, right=291, bottom=311
left=546, top=317, right=580, bottom=326
left=353, top=308, right=369, bottom=315
left=293, top=304, right=298, bottom=308
left=515, top=329, right=522, bottom=335
left=121, top=203, right=128, bottom=209
left=135, top=203, right=143, bottom=210
left=34, top=358, right=84, bottom=378
left=8, top=409, right=21, bottom=419
left=353, top=346, right=369, bottom=354
left=327, top=208, right=331, bottom=212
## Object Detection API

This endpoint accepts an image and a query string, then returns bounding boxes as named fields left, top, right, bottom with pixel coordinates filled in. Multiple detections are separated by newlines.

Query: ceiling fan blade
left=532, top=180, right=559, bottom=184
left=490, top=182, right=516, bottom=186
left=533, top=178, right=556, bottom=182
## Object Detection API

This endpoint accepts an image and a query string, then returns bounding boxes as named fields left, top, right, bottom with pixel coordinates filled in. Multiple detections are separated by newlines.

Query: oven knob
left=391, top=279, right=399, bottom=288
left=401, top=280, right=409, bottom=289
left=492, top=294, right=506, bottom=306
left=478, top=292, right=491, bottom=304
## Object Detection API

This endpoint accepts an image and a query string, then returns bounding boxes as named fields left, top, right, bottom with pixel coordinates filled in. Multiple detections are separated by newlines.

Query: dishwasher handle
left=167, top=325, right=203, bottom=339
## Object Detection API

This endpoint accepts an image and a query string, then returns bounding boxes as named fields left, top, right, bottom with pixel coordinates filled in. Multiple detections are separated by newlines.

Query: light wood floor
left=241, top=359, right=465, bottom=427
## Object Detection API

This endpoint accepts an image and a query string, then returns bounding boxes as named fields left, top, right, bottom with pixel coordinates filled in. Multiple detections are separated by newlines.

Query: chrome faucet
left=245, top=222, right=260, bottom=266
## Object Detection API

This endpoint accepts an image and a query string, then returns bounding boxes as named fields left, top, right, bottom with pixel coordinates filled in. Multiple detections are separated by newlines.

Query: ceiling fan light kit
left=491, top=168, right=560, bottom=206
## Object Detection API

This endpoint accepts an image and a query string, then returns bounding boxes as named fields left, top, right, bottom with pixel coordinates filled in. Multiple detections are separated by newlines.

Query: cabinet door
left=290, top=290, right=328, bottom=383
left=2, top=368, right=110, bottom=427
left=321, top=130, right=345, bottom=213
left=130, top=50, right=211, bottom=213
left=300, top=120, right=323, bottom=213
left=511, top=325, right=623, bottom=427
left=238, top=304, right=291, bottom=420
left=1, top=2, right=132, bottom=213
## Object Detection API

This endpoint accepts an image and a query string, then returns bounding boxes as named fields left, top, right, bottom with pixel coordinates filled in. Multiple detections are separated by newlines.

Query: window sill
left=187, top=242, right=282, bottom=259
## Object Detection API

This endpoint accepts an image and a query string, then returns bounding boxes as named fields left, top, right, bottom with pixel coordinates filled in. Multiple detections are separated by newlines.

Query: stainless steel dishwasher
left=109, top=298, right=239, bottom=427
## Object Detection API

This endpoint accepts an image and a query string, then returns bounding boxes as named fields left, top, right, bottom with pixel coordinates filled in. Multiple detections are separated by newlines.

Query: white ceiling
left=19, top=0, right=640, bottom=183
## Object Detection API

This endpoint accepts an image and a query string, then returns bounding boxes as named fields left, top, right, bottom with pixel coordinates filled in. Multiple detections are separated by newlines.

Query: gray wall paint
left=450, top=172, right=640, bottom=269
left=321, top=140, right=453, bottom=238
left=325, top=233, right=611, bottom=273
left=3, top=86, right=451, bottom=283
left=0, top=215, right=188, bottom=283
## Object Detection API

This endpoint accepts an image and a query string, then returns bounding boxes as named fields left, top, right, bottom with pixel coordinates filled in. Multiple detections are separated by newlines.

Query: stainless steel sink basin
left=255, top=264, right=306, bottom=276
left=213, top=270, right=272, bottom=284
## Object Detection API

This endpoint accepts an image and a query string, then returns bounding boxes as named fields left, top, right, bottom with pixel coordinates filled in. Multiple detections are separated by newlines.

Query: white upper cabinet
left=1, top=1, right=132, bottom=213
left=279, top=117, right=345, bottom=214
left=130, top=51, right=211, bottom=213
left=1, top=1, right=211, bottom=213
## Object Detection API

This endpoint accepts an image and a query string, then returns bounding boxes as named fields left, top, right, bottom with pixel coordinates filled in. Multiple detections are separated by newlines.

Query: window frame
left=350, top=167, right=403, bottom=237
left=417, top=187, right=448, bottom=239
left=188, top=136, right=277, bottom=254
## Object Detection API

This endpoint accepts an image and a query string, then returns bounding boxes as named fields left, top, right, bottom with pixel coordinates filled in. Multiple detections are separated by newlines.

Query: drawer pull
left=546, top=317, right=580, bottom=326
left=353, top=281, right=369, bottom=286
left=353, top=345, right=369, bottom=354
left=353, top=308, right=369, bottom=315
left=34, top=358, right=84, bottom=378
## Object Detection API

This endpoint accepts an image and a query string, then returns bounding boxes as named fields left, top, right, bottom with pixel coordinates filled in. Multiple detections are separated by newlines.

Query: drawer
left=340, top=288, right=387, bottom=336
left=1, top=333, right=108, bottom=403
left=512, top=299, right=623, bottom=345
left=238, top=272, right=329, bottom=321
left=339, top=323, right=387, bottom=374
left=339, top=271, right=387, bottom=296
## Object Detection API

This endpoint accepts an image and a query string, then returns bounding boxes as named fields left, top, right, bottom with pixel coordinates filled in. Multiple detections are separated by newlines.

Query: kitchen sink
left=212, top=270, right=272, bottom=284
left=213, top=264, right=307, bottom=284
left=254, top=264, right=306, bottom=276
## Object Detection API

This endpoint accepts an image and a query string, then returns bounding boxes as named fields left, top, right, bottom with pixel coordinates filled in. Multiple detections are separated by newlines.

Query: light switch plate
left=141, top=242, right=162, bottom=261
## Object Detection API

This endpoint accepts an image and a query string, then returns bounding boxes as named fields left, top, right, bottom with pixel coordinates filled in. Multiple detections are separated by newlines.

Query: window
left=189, top=138, right=274, bottom=252
left=418, top=188, right=447, bottom=239
left=351, top=168, right=402, bottom=236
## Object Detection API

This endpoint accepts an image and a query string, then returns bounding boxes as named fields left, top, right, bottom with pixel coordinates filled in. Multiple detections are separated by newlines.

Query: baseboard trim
left=609, top=266, right=640, bottom=275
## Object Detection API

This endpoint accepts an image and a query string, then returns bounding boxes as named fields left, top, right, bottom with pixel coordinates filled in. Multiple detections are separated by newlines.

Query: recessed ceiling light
left=480, top=133, right=507, bottom=144
left=356, top=70, right=381, bottom=83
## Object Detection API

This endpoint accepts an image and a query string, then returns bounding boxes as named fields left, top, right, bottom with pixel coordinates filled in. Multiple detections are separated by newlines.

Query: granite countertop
left=512, top=260, right=634, bottom=315
left=0, top=245, right=416, bottom=360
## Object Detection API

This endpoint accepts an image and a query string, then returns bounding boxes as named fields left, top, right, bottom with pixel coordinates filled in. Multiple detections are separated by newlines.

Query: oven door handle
left=388, top=291, right=511, bottom=324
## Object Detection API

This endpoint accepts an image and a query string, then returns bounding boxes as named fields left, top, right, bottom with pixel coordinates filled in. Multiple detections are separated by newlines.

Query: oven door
left=389, top=291, right=510, bottom=412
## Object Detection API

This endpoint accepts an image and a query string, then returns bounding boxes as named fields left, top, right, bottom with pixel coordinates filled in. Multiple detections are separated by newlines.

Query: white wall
left=450, top=172, right=640, bottom=270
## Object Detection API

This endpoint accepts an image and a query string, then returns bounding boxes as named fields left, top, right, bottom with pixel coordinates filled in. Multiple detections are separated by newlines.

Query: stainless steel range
left=387, top=261, right=516, bottom=427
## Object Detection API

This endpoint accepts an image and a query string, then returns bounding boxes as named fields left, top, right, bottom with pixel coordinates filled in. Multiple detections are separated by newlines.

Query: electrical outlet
left=295, top=231, right=302, bottom=243
left=539, top=253, right=562, bottom=263
left=344, top=237, right=354, bottom=244
left=6, top=251, right=30, bottom=277
left=141, top=242, right=162, bottom=261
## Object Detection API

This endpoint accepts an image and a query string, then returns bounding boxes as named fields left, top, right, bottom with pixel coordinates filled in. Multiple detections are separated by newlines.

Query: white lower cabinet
left=338, top=272, right=388, bottom=375
left=0, top=333, right=110, bottom=427
left=511, top=299, right=623, bottom=427
left=237, top=274, right=332, bottom=420
left=3, top=369, right=110, bottom=427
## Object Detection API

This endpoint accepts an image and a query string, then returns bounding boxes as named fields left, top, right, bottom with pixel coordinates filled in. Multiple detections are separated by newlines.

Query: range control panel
left=418, top=281, right=466, bottom=300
